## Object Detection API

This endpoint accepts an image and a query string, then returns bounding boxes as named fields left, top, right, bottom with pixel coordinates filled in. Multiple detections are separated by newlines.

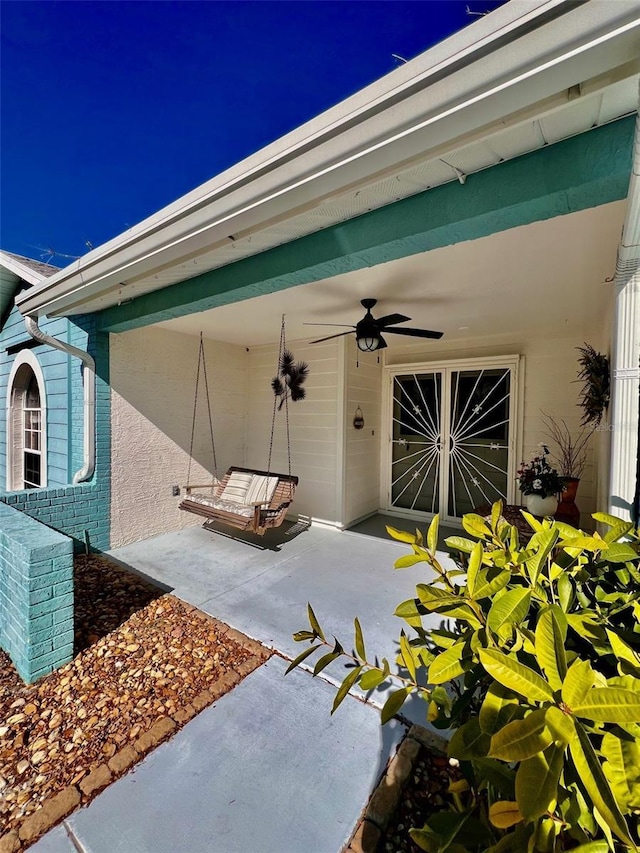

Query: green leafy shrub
left=288, top=505, right=640, bottom=851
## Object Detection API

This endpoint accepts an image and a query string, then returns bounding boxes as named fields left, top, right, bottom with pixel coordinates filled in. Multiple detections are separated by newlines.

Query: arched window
left=6, top=351, right=47, bottom=490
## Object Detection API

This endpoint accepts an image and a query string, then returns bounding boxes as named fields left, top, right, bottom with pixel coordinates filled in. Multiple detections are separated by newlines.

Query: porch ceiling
left=154, top=200, right=625, bottom=347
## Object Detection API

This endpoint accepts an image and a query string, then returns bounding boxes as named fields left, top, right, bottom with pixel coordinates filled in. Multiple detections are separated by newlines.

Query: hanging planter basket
left=576, top=344, right=610, bottom=427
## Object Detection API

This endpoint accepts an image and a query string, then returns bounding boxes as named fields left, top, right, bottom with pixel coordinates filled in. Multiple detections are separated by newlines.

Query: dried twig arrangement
left=542, top=412, right=590, bottom=479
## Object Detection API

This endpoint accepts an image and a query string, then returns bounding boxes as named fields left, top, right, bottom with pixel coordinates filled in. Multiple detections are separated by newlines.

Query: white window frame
left=6, top=350, right=48, bottom=490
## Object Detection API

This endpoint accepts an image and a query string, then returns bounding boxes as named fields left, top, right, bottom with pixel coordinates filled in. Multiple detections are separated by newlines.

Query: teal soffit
left=98, top=116, right=635, bottom=334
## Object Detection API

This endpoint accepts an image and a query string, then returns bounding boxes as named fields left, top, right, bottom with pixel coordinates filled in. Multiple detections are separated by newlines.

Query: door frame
left=381, top=355, right=523, bottom=525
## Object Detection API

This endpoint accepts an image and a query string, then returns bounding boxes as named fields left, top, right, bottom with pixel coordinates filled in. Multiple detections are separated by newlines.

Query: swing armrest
left=184, top=484, right=218, bottom=494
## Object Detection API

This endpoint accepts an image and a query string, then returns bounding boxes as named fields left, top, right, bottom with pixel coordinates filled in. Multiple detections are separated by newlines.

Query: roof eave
left=16, top=0, right=640, bottom=319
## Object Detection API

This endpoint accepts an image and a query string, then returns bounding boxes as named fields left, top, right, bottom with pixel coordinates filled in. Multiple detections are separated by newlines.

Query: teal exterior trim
left=0, top=312, right=111, bottom=551
left=99, top=117, right=635, bottom=334
left=0, top=502, right=74, bottom=683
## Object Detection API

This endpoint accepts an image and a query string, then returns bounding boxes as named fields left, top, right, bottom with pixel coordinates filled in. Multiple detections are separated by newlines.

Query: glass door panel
left=447, top=368, right=511, bottom=517
left=390, top=373, right=442, bottom=514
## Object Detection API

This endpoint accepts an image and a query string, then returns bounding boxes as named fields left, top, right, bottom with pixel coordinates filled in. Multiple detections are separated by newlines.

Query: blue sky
left=1, top=1, right=506, bottom=264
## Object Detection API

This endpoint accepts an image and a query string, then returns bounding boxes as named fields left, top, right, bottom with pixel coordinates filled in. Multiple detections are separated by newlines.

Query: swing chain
left=186, top=333, right=218, bottom=488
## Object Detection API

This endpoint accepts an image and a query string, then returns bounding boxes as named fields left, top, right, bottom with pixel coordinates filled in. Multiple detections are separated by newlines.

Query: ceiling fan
left=306, top=298, right=443, bottom=351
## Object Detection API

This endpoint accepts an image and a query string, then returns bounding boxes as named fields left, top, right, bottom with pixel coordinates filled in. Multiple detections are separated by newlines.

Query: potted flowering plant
left=517, top=444, right=563, bottom=516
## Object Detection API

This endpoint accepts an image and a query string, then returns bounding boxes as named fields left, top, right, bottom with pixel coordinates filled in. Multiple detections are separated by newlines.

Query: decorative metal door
left=389, top=364, right=515, bottom=522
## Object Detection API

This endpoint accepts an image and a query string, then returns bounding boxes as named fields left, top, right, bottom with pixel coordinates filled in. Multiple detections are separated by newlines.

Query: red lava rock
left=0, top=553, right=271, bottom=845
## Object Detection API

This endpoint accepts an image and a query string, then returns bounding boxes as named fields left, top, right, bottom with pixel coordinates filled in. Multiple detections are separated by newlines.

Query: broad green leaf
left=525, top=527, right=559, bottom=587
left=568, top=721, right=634, bottom=846
left=486, top=589, right=531, bottom=633
left=292, top=630, right=316, bottom=642
left=573, top=687, right=640, bottom=722
left=407, top=827, right=439, bottom=853
left=491, top=499, right=503, bottom=532
left=380, top=686, right=411, bottom=724
left=313, top=651, right=340, bottom=676
left=562, top=659, right=595, bottom=708
left=394, top=598, right=423, bottom=629
left=462, top=513, right=491, bottom=538
left=479, top=648, right=554, bottom=702
left=386, top=526, right=417, bottom=544
left=394, top=553, right=426, bottom=569
left=307, top=604, right=325, bottom=641
left=531, top=817, right=559, bottom=853
left=603, top=521, right=635, bottom=544
left=592, top=511, right=626, bottom=527
left=428, top=643, right=469, bottom=685
left=567, top=535, right=607, bottom=551
left=489, top=709, right=553, bottom=761
left=330, top=666, right=363, bottom=714
left=535, top=606, right=568, bottom=690
left=285, top=643, right=322, bottom=674
left=557, top=572, right=573, bottom=612
left=483, top=825, right=533, bottom=853
left=359, top=668, right=386, bottom=691
left=416, top=584, right=482, bottom=626
left=479, top=682, right=521, bottom=735
left=471, top=567, right=510, bottom=600
left=400, top=632, right=417, bottom=681
left=448, top=718, right=490, bottom=760
left=520, top=510, right=543, bottom=534
left=545, top=705, right=576, bottom=744
left=444, top=535, right=478, bottom=554
left=466, top=541, right=483, bottom=597
left=604, top=542, right=639, bottom=563
left=354, top=617, right=366, bottom=660
left=601, top=730, right=640, bottom=811
left=427, top=514, right=439, bottom=555
left=606, top=629, right=640, bottom=671
left=566, top=843, right=610, bottom=853
left=472, top=757, right=516, bottom=798
left=515, top=742, right=564, bottom=821
left=488, top=801, right=522, bottom=829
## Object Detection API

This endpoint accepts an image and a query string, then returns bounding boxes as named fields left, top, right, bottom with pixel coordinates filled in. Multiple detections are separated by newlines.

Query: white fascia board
left=0, top=252, right=47, bottom=287
left=17, top=0, right=640, bottom=319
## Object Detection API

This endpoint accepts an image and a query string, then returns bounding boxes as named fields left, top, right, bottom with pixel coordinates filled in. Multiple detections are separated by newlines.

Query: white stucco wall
left=109, top=327, right=247, bottom=547
left=245, top=339, right=340, bottom=525
left=385, top=329, right=603, bottom=529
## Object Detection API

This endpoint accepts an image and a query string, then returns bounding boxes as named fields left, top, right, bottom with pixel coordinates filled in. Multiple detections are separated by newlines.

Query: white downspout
left=24, top=316, right=96, bottom=484
left=608, top=95, right=640, bottom=522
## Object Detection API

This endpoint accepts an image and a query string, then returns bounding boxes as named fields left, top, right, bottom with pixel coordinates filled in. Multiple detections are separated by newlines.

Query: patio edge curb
left=344, top=724, right=448, bottom=853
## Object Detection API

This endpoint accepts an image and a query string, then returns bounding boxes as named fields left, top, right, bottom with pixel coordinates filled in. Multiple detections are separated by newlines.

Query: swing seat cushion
left=245, top=475, right=279, bottom=505
left=219, top=472, right=253, bottom=504
left=185, top=492, right=255, bottom=518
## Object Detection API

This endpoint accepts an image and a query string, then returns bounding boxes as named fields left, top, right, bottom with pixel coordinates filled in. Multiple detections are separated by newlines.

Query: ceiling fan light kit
left=306, top=298, right=443, bottom=353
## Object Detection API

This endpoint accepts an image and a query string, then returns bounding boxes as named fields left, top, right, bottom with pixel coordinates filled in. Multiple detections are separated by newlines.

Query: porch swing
left=179, top=323, right=299, bottom=536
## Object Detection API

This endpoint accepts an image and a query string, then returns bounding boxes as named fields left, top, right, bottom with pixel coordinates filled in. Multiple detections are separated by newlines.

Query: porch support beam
left=98, top=117, right=635, bottom=334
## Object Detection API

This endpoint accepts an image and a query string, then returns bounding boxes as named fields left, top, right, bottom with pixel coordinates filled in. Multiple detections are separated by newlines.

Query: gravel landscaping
left=0, top=554, right=270, bottom=850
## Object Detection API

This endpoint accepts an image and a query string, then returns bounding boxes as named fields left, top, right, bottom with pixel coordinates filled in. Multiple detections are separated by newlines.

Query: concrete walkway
left=32, top=520, right=449, bottom=853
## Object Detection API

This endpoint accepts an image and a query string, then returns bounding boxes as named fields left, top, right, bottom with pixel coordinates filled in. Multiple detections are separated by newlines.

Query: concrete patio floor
left=32, top=520, right=453, bottom=853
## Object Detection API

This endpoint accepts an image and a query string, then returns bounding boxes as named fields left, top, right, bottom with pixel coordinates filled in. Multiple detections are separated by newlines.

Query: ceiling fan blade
left=303, top=323, right=356, bottom=328
left=309, top=331, right=355, bottom=344
left=377, top=334, right=388, bottom=350
left=386, top=327, right=443, bottom=340
left=376, top=313, right=411, bottom=327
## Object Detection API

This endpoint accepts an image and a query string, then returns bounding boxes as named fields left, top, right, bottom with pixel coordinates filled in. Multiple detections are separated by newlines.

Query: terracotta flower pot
left=557, top=477, right=580, bottom=526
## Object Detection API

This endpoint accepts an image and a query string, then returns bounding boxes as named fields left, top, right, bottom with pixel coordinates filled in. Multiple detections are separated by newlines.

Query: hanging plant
left=271, top=349, right=309, bottom=410
left=576, top=343, right=610, bottom=427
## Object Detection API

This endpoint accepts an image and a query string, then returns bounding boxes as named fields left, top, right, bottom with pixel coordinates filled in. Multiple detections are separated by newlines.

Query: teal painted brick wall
left=0, top=502, right=74, bottom=682
left=0, top=310, right=111, bottom=551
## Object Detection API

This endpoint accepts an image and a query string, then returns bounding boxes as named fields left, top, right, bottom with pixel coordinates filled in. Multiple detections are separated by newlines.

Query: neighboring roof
left=0, top=251, right=61, bottom=284
left=0, top=251, right=61, bottom=321
left=15, top=0, right=640, bottom=320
